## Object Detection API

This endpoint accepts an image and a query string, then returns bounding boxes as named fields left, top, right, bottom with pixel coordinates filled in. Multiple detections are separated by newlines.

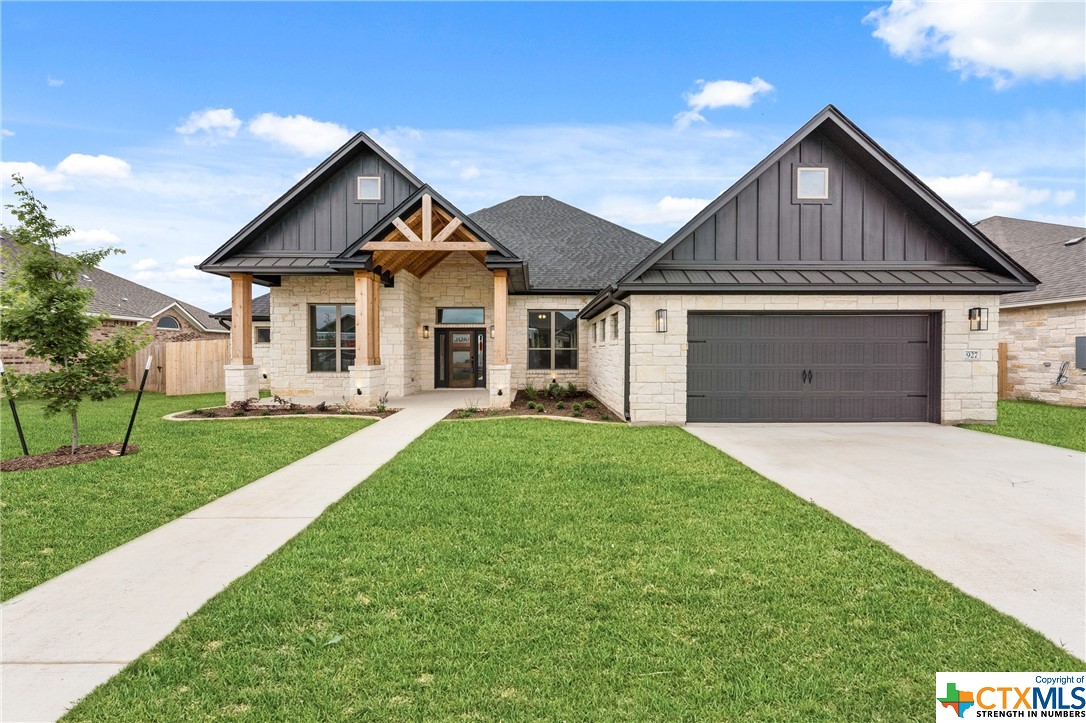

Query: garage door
left=687, top=314, right=936, bottom=423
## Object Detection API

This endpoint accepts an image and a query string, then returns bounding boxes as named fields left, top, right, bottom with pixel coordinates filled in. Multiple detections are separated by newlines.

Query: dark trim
left=649, top=261, right=990, bottom=271
left=433, top=328, right=487, bottom=389
left=200, top=131, right=424, bottom=268
left=929, top=312, right=943, bottom=424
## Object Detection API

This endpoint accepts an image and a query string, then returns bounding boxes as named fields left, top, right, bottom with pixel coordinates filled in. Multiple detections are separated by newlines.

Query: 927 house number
left=964, top=350, right=981, bottom=360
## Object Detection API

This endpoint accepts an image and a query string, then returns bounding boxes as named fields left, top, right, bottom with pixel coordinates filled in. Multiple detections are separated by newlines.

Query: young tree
left=1, top=175, right=149, bottom=453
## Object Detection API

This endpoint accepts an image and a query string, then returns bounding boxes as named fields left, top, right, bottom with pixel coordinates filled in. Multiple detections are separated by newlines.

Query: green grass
left=1, top=392, right=372, bottom=600
left=66, top=420, right=1081, bottom=722
left=962, top=399, right=1086, bottom=452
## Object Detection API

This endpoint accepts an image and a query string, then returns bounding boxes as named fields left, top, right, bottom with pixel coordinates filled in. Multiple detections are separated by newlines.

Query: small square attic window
left=357, top=176, right=382, bottom=202
left=796, top=167, right=829, bottom=200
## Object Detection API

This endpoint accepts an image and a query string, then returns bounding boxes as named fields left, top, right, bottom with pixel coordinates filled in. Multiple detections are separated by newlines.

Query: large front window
left=309, top=304, right=355, bottom=372
left=528, top=310, right=577, bottom=370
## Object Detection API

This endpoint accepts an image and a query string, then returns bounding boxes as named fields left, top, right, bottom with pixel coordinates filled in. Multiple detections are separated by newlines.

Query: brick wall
left=1001, top=301, right=1085, bottom=407
left=586, top=293, right=1001, bottom=425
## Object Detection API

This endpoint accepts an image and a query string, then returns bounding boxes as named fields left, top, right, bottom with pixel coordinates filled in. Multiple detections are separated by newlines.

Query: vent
left=1064, top=236, right=1084, bottom=246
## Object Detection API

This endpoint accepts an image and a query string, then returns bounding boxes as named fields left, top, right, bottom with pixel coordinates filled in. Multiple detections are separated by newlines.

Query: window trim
left=254, top=326, right=271, bottom=344
left=155, top=315, right=181, bottom=330
left=308, top=304, right=355, bottom=373
left=436, top=307, right=485, bottom=325
left=793, top=164, right=833, bottom=204
left=356, top=176, right=382, bottom=203
left=528, top=310, right=578, bottom=371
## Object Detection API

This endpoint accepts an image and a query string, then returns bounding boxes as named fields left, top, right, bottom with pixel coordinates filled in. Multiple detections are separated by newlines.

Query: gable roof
left=976, top=216, right=1086, bottom=306
left=470, top=196, right=660, bottom=291
left=212, top=292, right=270, bottom=322
left=582, top=105, right=1037, bottom=317
left=2, top=235, right=224, bottom=332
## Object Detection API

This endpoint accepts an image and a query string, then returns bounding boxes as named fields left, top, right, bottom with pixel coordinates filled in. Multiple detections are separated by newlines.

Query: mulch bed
left=176, top=402, right=397, bottom=420
left=1, top=443, right=139, bottom=472
left=445, top=390, right=619, bottom=422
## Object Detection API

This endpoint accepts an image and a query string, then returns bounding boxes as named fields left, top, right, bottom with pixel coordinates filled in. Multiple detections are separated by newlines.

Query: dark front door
left=686, top=313, right=937, bottom=423
left=435, top=329, right=486, bottom=388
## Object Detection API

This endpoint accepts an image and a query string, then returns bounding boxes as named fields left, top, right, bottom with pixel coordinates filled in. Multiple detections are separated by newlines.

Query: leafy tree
left=1, top=175, right=149, bottom=452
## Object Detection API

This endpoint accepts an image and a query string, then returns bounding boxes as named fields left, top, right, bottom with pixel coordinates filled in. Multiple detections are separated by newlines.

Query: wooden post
left=997, top=341, right=1008, bottom=399
left=229, top=273, right=253, bottom=365
left=422, top=193, right=433, bottom=243
left=370, top=273, right=381, bottom=365
left=354, top=270, right=381, bottom=366
left=493, top=269, right=508, bottom=365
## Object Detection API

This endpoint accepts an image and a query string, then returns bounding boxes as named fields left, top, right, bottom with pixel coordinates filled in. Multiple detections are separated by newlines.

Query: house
left=975, top=217, right=1085, bottom=407
left=1, top=234, right=227, bottom=373
left=198, top=105, right=1036, bottom=424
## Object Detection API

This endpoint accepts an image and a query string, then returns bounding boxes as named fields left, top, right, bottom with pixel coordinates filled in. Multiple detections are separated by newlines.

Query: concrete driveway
left=686, top=423, right=1086, bottom=661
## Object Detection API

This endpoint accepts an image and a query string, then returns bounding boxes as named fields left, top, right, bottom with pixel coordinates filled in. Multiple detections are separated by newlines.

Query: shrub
left=457, top=410, right=473, bottom=419
left=572, top=403, right=583, bottom=413
left=229, top=398, right=257, bottom=413
left=536, top=404, right=547, bottom=414
left=314, top=401, right=328, bottom=413
left=232, top=411, right=245, bottom=417
left=566, top=382, right=577, bottom=395
left=556, top=401, right=566, bottom=410
left=583, top=400, right=597, bottom=409
left=572, top=409, right=582, bottom=418
left=339, top=408, right=353, bottom=415
left=523, top=384, right=538, bottom=401
left=548, top=382, right=563, bottom=399
left=260, top=410, right=271, bottom=417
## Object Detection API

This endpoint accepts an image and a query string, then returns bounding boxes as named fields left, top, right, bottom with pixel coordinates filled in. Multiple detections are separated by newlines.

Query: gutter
left=603, top=285, right=632, bottom=423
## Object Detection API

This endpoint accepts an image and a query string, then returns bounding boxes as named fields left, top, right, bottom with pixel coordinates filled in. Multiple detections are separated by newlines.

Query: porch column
left=230, top=273, right=253, bottom=365
left=350, top=270, right=386, bottom=407
left=225, top=273, right=261, bottom=403
left=490, top=269, right=512, bottom=408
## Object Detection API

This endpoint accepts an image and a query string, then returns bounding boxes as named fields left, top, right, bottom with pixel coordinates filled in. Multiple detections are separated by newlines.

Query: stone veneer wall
left=1000, top=301, right=1085, bottom=407
left=583, top=304, right=627, bottom=419
left=605, top=293, right=1000, bottom=425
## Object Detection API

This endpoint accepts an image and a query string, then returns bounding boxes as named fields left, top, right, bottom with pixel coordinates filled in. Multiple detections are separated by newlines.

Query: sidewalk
left=1, top=405, right=451, bottom=722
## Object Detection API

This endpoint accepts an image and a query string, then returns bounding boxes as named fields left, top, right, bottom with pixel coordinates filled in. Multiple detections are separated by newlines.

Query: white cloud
left=131, top=267, right=204, bottom=283
left=675, top=77, right=774, bottom=129
left=459, top=165, right=481, bottom=180
left=866, top=0, right=1086, bottom=88
left=132, top=258, right=159, bottom=270
left=66, top=228, right=120, bottom=245
left=176, top=108, right=242, bottom=140
left=248, top=113, right=353, bottom=156
left=925, top=171, right=1057, bottom=219
left=47, top=76, right=64, bottom=87
left=1, top=161, right=68, bottom=190
left=1054, top=190, right=1076, bottom=206
left=55, top=153, right=131, bottom=180
left=2, top=129, right=14, bottom=138
left=596, top=195, right=711, bottom=226
left=176, top=255, right=203, bottom=266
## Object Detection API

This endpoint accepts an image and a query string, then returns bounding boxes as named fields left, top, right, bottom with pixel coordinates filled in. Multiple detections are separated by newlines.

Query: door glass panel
left=437, top=333, right=446, bottom=383
left=450, top=332, right=473, bottom=388
left=438, top=308, right=485, bottom=324
left=476, top=332, right=486, bottom=385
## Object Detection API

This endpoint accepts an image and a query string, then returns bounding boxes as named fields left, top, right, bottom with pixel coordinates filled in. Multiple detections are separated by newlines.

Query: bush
left=314, top=401, right=328, bottom=413
left=583, top=400, right=597, bottom=409
left=457, top=410, right=473, bottom=419
left=548, top=382, right=563, bottom=399
left=572, top=403, right=583, bottom=413
left=229, top=398, right=257, bottom=413
left=260, top=410, right=271, bottom=417
left=524, top=384, right=538, bottom=401
left=566, top=382, right=577, bottom=395
left=536, top=405, right=547, bottom=414
left=572, top=409, right=582, bottom=418
left=556, top=401, right=566, bottom=410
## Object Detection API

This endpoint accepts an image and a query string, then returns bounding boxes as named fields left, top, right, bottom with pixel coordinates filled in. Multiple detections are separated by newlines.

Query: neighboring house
left=1, top=235, right=227, bottom=373
left=976, top=217, right=1085, bottom=407
left=199, top=105, right=1036, bottom=424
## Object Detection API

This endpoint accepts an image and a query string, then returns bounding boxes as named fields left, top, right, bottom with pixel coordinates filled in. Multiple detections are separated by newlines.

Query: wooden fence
left=123, top=338, right=229, bottom=396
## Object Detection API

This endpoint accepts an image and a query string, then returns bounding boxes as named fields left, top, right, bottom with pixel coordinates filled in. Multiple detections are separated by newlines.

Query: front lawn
left=1, top=392, right=372, bottom=600
left=67, top=420, right=1081, bottom=721
left=962, top=399, right=1086, bottom=452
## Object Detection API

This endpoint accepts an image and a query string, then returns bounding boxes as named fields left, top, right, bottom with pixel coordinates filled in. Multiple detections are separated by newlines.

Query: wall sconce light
left=655, top=309, right=667, bottom=333
left=422, top=325, right=430, bottom=339
left=490, top=325, right=495, bottom=338
left=968, top=307, right=988, bottom=332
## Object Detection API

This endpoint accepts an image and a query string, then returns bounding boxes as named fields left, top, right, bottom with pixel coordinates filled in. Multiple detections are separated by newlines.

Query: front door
left=435, top=329, right=486, bottom=388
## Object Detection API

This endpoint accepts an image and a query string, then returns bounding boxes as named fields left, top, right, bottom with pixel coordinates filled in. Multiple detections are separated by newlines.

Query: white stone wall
left=583, top=304, right=627, bottom=419
left=381, top=271, right=421, bottom=397
left=622, top=293, right=1002, bottom=425
left=417, top=255, right=495, bottom=391
left=1001, top=301, right=1086, bottom=407
left=252, top=325, right=272, bottom=389
left=508, top=294, right=592, bottom=391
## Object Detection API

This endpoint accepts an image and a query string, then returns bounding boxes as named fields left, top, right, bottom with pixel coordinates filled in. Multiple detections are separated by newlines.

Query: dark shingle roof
left=213, top=292, right=270, bottom=321
left=976, top=217, right=1086, bottom=305
left=470, top=196, right=660, bottom=291
left=1, top=235, right=224, bottom=332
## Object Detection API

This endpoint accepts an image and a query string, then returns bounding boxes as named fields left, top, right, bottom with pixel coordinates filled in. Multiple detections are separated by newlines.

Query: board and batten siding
left=241, top=152, right=420, bottom=256
left=659, top=130, right=966, bottom=266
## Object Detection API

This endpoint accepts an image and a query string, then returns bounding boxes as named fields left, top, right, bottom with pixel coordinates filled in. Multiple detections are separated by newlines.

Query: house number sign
left=964, top=350, right=980, bottom=360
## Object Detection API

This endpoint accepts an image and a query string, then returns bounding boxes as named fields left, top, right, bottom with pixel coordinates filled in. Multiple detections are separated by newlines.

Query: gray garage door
left=687, top=314, right=936, bottom=423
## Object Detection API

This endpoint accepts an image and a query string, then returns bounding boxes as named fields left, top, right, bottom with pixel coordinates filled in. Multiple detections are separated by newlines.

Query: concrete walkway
left=1, top=404, right=453, bottom=722
left=687, top=423, right=1086, bottom=661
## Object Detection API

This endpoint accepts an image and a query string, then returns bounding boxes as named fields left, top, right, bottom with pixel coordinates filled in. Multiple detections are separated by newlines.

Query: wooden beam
left=229, top=273, right=253, bottom=365
left=493, top=269, right=508, bottom=365
left=362, top=240, right=492, bottom=252
left=370, top=272, right=381, bottom=365
left=391, top=218, right=423, bottom=244
left=422, top=194, right=432, bottom=243
left=431, top=217, right=462, bottom=244
left=354, top=270, right=370, bottom=368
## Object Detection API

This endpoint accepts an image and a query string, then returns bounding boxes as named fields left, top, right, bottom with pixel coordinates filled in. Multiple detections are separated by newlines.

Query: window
left=591, top=323, right=597, bottom=344
left=610, top=313, right=619, bottom=339
left=528, top=310, right=577, bottom=370
left=357, top=176, right=382, bottom=202
left=255, top=327, right=271, bottom=344
left=796, top=166, right=829, bottom=200
left=155, top=316, right=180, bottom=330
left=309, top=304, right=355, bottom=372
left=437, top=307, right=485, bottom=325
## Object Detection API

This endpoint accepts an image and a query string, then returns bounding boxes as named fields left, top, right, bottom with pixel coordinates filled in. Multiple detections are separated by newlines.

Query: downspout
left=603, top=285, right=632, bottom=422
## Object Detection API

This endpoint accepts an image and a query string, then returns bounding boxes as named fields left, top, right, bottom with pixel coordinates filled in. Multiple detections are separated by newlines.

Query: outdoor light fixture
left=422, top=325, right=430, bottom=339
left=656, top=309, right=667, bottom=333
left=490, top=325, right=495, bottom=338
left=968, top=307, right=989, bottom=332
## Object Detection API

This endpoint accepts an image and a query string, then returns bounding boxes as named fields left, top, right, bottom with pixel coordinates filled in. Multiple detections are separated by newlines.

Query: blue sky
left=3, top=1, right=1084, bottom=311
